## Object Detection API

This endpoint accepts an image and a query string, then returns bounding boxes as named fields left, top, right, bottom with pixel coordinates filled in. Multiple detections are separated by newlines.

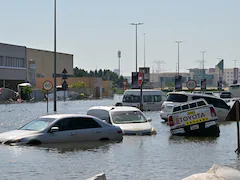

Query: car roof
left=88, top=106, right=141, bottom=112
left=40, top=114, right=92, bottom=119
left=167, top=91, right=219, bottom=98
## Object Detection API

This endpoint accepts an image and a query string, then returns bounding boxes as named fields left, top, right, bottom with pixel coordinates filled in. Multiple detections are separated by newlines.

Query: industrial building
left=0, top=42, right=73, bottom=91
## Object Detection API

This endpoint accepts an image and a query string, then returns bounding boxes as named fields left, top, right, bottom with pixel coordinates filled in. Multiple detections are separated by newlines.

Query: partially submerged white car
left=0, top=114, right=123, bottom=145
left=87, top=106, right=156, bottom=135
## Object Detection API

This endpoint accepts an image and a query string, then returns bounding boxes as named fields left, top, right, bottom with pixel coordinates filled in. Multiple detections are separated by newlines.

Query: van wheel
left=27, top=140, right=42, bottom=146
left=100, top=138, right=110, bottom=141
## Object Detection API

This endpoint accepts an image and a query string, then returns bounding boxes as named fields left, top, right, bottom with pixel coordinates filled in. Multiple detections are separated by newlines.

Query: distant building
left=114, top=68, right=120, bottom=76
left=0, top=42, right=73, bottom=90
left=188, top=68, right=214, bottom=87
left=150, top=72, right=191, bottom=88
left=0, top=43, right=27, bottom=90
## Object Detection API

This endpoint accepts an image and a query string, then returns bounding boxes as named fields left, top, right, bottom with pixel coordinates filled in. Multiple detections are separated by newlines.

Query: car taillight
left=168, top=116, right=174, bottom=127
left=210, top=107, right=216, bottom=117
left=117, top=130, right=123, bottom=134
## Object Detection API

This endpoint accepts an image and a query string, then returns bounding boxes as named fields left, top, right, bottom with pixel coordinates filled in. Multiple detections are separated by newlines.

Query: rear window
left=166, top=94, right=188, bottom=102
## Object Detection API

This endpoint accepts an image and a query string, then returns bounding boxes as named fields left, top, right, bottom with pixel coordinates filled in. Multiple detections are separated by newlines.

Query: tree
left=70, top=81, right=86, bottom=89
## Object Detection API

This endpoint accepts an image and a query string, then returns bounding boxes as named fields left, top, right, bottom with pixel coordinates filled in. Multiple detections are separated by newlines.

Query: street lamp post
left=117, top=50, right=121, bottom=76
left=130, top=23, right=144, bottom=72
left=175, top=41, right=182, bottom=76
left=144, top=33, right=146, bottom=68
left=53, top=0, right=57, bottom=112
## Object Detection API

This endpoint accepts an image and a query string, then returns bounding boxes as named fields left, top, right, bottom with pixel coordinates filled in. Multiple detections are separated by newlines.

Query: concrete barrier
left=85, top=173, right=106, bottom=180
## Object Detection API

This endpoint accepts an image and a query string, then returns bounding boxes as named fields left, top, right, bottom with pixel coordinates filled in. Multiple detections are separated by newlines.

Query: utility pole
left=144, top=33, right=146, bottom=68
left=53, top=0, right=57, bottom=112
left=175, top=41, right=182, bottom=76
left=130, top=23, right=144, bottom=72
left=200, top=51, right=206, bottom=80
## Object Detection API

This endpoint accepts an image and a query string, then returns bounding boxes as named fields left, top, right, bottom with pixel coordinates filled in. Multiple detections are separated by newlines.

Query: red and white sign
left=138, top=72, right=143, bottom=86
left=43, top=80, right=53, bottom=91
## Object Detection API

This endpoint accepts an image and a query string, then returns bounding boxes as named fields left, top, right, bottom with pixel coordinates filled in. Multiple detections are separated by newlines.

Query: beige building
left=26, top=48, right=73, bottom=86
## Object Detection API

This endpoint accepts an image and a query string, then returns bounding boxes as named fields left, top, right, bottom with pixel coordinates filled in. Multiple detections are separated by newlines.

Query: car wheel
left=99, top=138, right=110, bottom=141
left=27, top=140, right=42, bottom=146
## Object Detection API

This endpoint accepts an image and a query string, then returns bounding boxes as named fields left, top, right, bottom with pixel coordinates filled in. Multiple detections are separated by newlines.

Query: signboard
left=186, top=80, right=197, bottom=90
left=43, top=80, right=53, bottom=91
left=201, top=79, right=206, bottom=91
left=62, top=80, right=68, bottom=91
left=233, top=68, right=238, bottom=84
left=217, top=81, right=222, bottom=91
left=132, top=72, right=139, bottom=89
left=139, top=67, right=150, bottom=82
left=175, top=76, right=182, bottom=91
left=138, top=71, right=143, bottom=86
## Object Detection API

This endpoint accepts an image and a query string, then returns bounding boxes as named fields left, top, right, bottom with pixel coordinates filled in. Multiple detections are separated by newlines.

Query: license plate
left=190, top=124, right=199, bottom=130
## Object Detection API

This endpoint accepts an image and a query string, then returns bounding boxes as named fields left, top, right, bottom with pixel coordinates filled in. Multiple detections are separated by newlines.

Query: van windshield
left=110, top=111, right=147, bottom=124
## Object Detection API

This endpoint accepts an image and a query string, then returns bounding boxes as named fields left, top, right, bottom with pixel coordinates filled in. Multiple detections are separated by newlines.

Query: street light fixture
left=130, top=23, right=144, bottom=72
left=175, top=41, right=182, bottom=76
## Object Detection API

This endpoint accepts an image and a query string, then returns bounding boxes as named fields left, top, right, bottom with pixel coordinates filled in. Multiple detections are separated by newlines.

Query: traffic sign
left=138, top=72, right=143, bottom=86
left=43, top=80, right=53, bottom=91
left=186, top=80, right=197, bottom=90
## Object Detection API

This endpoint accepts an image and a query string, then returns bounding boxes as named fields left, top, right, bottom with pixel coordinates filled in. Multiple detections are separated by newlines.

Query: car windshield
left=110, top=111, right=147, bottom=124
left=19, top=118, right=56, bottom=131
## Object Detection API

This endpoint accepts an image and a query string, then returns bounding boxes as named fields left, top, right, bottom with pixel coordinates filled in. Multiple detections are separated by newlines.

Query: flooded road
left=0, top=95, right=240, bottom=180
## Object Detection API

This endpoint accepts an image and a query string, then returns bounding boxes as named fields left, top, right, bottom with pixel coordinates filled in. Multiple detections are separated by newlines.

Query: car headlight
left=4, top=138, right=22, bottom=145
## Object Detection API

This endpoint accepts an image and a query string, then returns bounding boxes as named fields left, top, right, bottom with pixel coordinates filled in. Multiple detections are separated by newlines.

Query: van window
left=143, top=95, right=162, bottom=102
left=166, top=94, right=188, bottom=102
left=123, top=95, right=140, bottom=103
left=192, top=96, right=230, bottom=110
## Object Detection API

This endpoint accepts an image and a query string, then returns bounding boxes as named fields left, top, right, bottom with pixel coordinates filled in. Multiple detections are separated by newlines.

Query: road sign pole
left=47, top=90, right=49, bottom=113
left=140, top=84, right=143, bottom=111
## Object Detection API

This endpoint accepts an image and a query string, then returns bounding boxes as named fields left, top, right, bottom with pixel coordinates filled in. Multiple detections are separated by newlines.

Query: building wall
left=35, top=77, right=107, bottom=98
left=102, top=80, right=113, bottom=97
left=0, top=43, right=27, bottom=90
left=26, top=48, right=73, bottom=80
left=150, top=72, right=190, bottom=88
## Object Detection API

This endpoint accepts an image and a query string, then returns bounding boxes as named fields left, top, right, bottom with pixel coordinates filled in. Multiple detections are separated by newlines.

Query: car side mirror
left=147, top=118, right=152, bottom=122
left=50, top=126, right=59, bottom=133
left=102, top=120, right=107, bottom=123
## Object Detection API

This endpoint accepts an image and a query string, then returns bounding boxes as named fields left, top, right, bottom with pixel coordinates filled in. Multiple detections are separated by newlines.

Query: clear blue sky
left=0, top=0, right=239, bottom=76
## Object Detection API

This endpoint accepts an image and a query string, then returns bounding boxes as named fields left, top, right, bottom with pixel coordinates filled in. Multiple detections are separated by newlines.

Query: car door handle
left=70, top=132, right=76, bottom=136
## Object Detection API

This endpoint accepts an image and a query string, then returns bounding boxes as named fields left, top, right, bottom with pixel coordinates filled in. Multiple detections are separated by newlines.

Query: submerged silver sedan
left=0, top=114, right=123, bottom=145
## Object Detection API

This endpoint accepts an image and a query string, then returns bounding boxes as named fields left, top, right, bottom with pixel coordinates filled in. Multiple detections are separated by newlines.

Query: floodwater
left=0, top=95, right=240, bottom=180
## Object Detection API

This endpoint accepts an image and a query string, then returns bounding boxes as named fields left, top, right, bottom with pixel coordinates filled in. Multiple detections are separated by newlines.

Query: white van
left=87, top=106, right=156, bottom=135
left=121, top=89, right=166, bottom=111
left=160, top=92, right=230, bottom=122
left=229, top=84, right=240, bottom=98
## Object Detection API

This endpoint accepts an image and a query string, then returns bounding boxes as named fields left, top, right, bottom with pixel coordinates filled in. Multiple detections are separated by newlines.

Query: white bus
left=121, top=89, right=167, bottom=111
left=229, top=84, right=240, bottom=98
